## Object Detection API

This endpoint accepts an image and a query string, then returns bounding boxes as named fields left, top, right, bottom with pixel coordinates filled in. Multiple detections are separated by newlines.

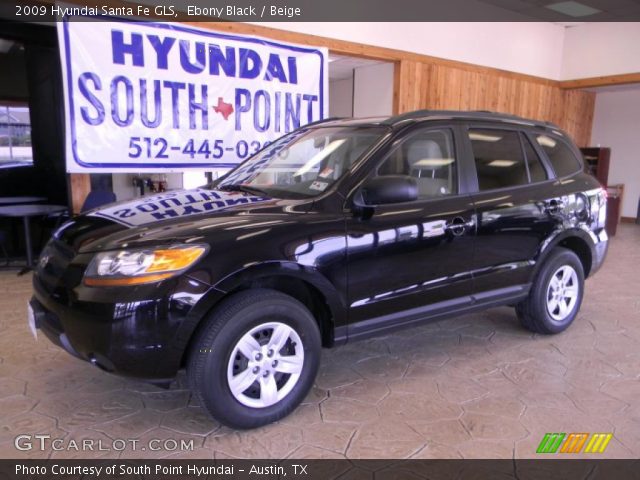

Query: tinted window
left=522, top=135, right=548, bottom=183
left=469, top=129, right=528, bottom=191
left=535, top=134, right=580, bottom=177
left=377, top=128, right=457, bottom=199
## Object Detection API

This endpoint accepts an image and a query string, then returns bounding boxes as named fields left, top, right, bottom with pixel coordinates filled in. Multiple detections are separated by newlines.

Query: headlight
left=83, top=245, right=208, bottom=286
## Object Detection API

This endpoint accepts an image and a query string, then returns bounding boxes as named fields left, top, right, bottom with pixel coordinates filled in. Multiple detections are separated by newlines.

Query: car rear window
left=534, top=134, right=581, bottom=178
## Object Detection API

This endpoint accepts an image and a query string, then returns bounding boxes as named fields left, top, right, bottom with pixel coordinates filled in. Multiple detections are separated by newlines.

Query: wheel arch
left=535, top=228, right=595, bottom=279
left=176, top=262, right=346, bottom=370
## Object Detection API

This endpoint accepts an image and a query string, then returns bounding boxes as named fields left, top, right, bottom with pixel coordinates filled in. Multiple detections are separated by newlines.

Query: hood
left=56, top=188, right=309, bottom=254
left=88, top=188, right=275, bottom=227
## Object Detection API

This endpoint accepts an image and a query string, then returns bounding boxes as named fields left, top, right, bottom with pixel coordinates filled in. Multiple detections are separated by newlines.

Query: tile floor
left=0, top=225, right=639, bottom=459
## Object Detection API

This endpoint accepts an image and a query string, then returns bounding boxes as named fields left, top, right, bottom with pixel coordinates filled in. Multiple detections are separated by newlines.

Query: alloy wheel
left=226, top=322, right=304, bottom=408
left=546, top=265, right=579, bottom=322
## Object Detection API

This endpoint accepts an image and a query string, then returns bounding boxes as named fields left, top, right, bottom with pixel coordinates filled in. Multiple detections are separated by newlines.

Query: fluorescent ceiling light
left=537, top=135, right=557, bottom=148
left=414, top=158, right=454, bottom=167
left=546, top=1, right=600, bottom=17
left=469, top=132, right=502, bottom=142
left=487, top=160, right=516, bottom=167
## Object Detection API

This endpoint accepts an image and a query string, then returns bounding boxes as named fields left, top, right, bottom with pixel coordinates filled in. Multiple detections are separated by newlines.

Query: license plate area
left=27, top=302, right=38, bottom=340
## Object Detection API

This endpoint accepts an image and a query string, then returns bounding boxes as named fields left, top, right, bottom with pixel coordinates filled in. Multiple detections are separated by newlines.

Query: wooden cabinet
left=580, top=147, right=610, bottom=186
left=579, top=147, right=623, bottom=235
left=605, top=184, right=624, bottom=236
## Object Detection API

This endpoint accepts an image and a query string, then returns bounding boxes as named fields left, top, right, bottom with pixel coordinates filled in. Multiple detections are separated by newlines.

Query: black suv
left=31, top=110, right=608, bottom=428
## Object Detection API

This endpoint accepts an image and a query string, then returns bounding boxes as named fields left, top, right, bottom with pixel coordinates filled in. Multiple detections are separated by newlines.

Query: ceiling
left=329, top=55, right=389, bottom=80
left=478, top=0, right=640, bottom=21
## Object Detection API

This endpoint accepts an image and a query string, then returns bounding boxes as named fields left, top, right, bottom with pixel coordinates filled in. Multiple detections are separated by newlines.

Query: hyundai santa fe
left=30, top=110, right=608, bottom=428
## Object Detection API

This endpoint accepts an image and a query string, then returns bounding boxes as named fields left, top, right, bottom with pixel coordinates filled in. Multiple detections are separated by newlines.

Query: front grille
left=34, top=239, right=78, bottom=296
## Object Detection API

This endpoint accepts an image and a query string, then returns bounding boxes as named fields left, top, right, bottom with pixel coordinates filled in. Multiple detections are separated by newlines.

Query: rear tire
left=188, top=288, right=321, bottom=429
left=516, top=248, right=584, bottom=334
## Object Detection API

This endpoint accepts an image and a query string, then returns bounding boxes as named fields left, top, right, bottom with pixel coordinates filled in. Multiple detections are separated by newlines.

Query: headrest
left=406, top=140, right=444, bottom=167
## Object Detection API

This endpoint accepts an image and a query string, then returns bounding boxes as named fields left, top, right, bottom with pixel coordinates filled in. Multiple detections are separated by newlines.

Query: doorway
left=329, top=54, right=395, bottom=118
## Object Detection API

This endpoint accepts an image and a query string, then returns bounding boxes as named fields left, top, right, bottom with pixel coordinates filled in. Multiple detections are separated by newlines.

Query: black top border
left=2, top=0, right=640, bottom=22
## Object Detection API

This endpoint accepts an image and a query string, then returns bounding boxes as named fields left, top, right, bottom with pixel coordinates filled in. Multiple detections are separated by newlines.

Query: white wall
left=591, top=88, right=640, bottom=218
left=353, top=63, right=394, bottom=117
left=259, top=22, right=640, bottom=82
left=562, top=23, right=640, bottom=80
left=112, top=174, right=136, bottom=201
left=258, top=22, right=566, bottom=80
left=329, top=77, right=353, bottom=117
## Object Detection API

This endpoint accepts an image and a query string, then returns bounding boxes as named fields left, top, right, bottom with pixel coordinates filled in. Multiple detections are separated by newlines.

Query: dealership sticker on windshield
left=319, top=167, right=334, bottom=178
left=309, top=181, right=329, bottom=191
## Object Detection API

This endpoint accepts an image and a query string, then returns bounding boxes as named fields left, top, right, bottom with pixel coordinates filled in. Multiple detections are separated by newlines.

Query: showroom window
left=535, top=134, right=581, bottom=178
left=0, top=104, right=32, bottom=168
left=376, top=128, right=457, bottom=199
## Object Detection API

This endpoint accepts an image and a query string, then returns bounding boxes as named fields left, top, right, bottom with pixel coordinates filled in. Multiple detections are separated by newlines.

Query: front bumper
left=589, top=227, right=609, bottom=277
left=29, top=297, right=82, bottom=360
left=32, top=273, right=212, bottom=381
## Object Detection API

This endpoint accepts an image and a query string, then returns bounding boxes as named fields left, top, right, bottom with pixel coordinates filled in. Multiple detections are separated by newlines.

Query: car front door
left=344, top=124, right=477, bottom=340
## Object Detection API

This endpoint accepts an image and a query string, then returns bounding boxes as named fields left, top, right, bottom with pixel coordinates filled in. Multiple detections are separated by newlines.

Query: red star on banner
left=213, top=97, right=234, bottom=120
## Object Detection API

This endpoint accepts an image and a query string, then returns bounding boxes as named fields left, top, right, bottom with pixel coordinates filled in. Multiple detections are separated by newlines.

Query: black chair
left=37, top=207, right=70, bottom=252
left=81, top=190, right=117, bottom=213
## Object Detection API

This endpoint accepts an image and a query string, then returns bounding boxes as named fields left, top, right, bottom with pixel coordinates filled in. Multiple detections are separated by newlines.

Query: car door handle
left=445, top=220, right=475, bottom=230
left=444, top=217, right=475, bottom=235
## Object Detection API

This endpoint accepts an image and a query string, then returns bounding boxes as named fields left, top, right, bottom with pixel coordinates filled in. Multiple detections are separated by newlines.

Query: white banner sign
left=57, top=17, right=327, bottom=172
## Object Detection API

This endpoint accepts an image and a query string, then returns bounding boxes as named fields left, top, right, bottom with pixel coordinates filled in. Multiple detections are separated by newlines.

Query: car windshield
left=216, top=126, right=388, bottom=199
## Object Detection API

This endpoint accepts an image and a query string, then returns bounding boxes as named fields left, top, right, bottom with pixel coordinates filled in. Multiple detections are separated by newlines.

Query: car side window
left=469, top=129, right=530, bottom=191
left=376, top=129, right=457, bottom=199
left=522, top=134, right=548, bottom=183
left=534, top=134, right=581, bottom=178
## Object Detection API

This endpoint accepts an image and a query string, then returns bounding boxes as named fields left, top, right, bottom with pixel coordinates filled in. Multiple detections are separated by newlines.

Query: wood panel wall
left=395, top=60, right=596, bottom=147
left=68, top=174, right=91, bottom=214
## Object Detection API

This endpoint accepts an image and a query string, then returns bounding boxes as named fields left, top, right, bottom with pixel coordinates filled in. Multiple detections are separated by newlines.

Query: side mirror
left=360, top=175, right=418, bottom=205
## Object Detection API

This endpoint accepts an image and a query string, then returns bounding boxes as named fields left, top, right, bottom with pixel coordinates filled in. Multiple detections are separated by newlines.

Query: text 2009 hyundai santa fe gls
left=30, top=110, right=608, bottom=429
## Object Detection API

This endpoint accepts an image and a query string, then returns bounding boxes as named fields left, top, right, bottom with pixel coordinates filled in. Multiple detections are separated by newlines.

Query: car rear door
left=344, top=123, right=477, bottom=339
left=462, top=123, right=560, bottom=297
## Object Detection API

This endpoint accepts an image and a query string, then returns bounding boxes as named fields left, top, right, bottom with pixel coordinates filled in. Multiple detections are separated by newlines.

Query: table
left=0, top=196, right=47, bottom=205
left=0, top=204, right=68, bottom=267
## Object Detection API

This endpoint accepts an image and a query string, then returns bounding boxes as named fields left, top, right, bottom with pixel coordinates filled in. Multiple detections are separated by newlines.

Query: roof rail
left=384, top=110, right=559, bottom=129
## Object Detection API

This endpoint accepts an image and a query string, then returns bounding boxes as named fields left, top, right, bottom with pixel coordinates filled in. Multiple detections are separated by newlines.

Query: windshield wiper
left=218, top=184, right=271, bottom=197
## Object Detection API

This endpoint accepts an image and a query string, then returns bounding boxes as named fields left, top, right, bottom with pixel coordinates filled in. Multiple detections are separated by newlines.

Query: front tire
left=516, top=248, right=585, bottom=334
left=188, top=289, right=321, bottom=429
